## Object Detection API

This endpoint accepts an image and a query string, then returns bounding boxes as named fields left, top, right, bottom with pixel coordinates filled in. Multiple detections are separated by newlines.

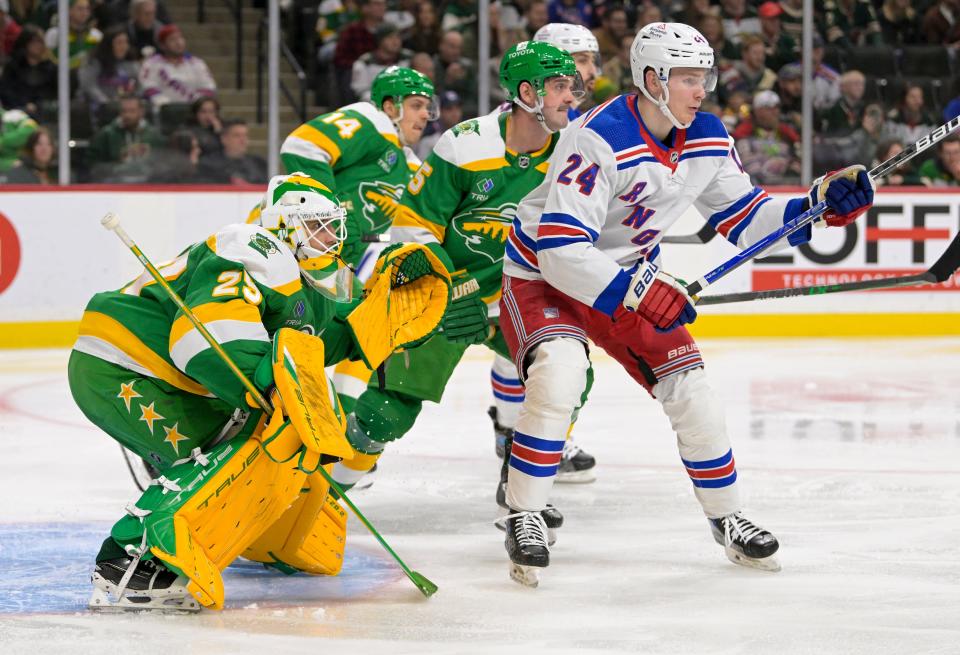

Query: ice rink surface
left=1, top=339, right=958, bottom=655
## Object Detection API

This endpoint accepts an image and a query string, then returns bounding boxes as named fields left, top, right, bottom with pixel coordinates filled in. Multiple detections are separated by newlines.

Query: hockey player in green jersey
left=69, top=173, right=450, bottom=612
left=329, top=42, right=591, bottom=505
left=280, top=65, right=438, bottom=275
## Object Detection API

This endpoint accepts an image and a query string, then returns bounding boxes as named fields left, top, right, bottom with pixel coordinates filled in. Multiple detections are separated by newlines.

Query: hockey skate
left=709, top=512, right=781, bottom=572
left=495, top=434, right=562, bottom=545
left=555, top=437, right=596, bottom=484
left=89, top=556, right=200, bottom=612
left=500, top=510, right=550, bottom=587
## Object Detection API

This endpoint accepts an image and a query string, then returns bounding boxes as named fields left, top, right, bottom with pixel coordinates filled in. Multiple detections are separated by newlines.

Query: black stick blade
left=928, top=231, right=960, bottom=283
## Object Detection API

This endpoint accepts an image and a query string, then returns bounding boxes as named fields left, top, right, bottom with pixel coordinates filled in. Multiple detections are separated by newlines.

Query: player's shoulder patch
left=341, top=101, right=398, bottom=140
left=437, top=113, right=505, bottom=168
left=207, top=224, right=300, bottom=291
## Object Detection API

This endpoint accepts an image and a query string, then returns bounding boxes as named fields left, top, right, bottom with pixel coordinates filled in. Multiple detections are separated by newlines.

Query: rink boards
left=0, top=185, right=958, bottom=347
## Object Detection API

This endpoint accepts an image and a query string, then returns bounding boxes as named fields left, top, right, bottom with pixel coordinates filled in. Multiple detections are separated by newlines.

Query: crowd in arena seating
left=3, top=0, right=960, bottom=186
left=0, top=0, right=265, bottom=184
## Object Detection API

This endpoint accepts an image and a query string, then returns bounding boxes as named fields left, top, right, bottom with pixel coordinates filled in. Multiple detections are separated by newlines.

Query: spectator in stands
left=634, top=4, right=663, bottom=31
left=591, top=4, right=628, bottom=65
left=919, top=134, right=960, bottom=186
left=775, top=62, right=802, bottom=131
left=922, top=0, right=960, bottom=46
left=8, top=0, right=52, bottom=30
left=126, top=0, right=164, bottom=60
left=87, top=94, right=163, bottom=180
left=823, top=0, right=883, bottom=47
left=184, top=96, right=223, bottom=157
left=0, top=26, right=56, bottom=118
left=442, top=0, right=476, bottom=33
left=887, top=83, right=938, bottom=143
left=779, top=0, right=804, bottom=41
left=733, top=89, right=801, bottom=184
left=523, top=1, right=549, bottom=40
left=0, top=107, right=36, bottom=172
left=317, top=0, right=359, bottom=53
left=404, top=1, right=440, bottom=55
left=199, top=119, right=266, bottom=185
left=816, top=102, right=894, bottom=171
left=4, top=125, right=55, bottom=183
left=809, top=33, right=841, bottom=111
left=878, top=0, right=920, bottom=46
left=547, top=0, right=591, bottom=28
left=140, top=24, right=216, bottom=109
left=410, top=50, right=436, bottom=82
left=433, top=30, right=475, bottom=115
left=352, top=23, right=411, bottom=101
left=757, top=2, right=796, bottom=72
left=697, top=14, right=740, bottom=64
left=78, top=26, right=140, bottom=112
left=819, top=69, right=866, bottom=135
left=721, top=89, right=751, bottom=131
left=674, top=0, right=720, bottom=28
left=44, top=0, right=102, bottom=69
left=943, top=89, right=960, bottom=122
left=386, top=0, right=417, bottom=38
left=720, top=34, right=777, bottom=102
left=0, top=0, right=23, bottom=61
left=873, top=139, right=921, bottom=186
left=601, top=33, right=634, bottom=96
left=148, top=128, right=225, bottom=183
left=93, top=0, right=171, bottom=29
left=333, top=0, right=387, bottom=104
left=415, top=89, right=461, bottom=159
left=720, top=0, right=761, bottom=46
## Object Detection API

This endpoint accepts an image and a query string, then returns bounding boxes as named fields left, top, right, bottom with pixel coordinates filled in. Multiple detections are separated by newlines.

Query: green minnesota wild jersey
left=391, top=110, right=558, bottom=313
left=72, top=224, right=359, bottom=409
left=279, top=101, right=420, bottom=266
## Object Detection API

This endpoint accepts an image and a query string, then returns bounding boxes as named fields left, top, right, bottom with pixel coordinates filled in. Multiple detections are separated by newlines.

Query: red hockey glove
left=623, top=259, right=697, bottom=332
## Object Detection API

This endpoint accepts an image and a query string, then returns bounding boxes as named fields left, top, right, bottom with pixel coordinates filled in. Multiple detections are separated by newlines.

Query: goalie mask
left=631, top=22, right=717, bottom=129
left=257, top=173, right=354, bottom=302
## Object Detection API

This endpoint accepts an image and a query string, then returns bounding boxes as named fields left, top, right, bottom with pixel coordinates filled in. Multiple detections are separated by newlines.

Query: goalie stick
left=684, top=114, right=960, bottom=298
left=100, top=213, right=438, bottom=598
left=696, top=229, right=960, bottom=304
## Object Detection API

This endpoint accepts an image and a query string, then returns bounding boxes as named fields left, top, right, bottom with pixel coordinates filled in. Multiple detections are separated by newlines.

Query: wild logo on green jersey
left=452, top=119, right=479, bottom=137
left=450, top=203, right=517, bottom=262
left=357, top=180, right=405, bottom=232
left=248, top=233, right=282, bottom=258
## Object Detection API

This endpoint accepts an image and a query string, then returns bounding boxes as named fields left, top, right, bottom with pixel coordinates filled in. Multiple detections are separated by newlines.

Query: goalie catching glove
left=441, top=272, right=490, bottom=345
left=623, top=258, right=697, bottom=332
left=809, top=164, right=875, bottom=228
left=345, top=242, right=451, bottom=369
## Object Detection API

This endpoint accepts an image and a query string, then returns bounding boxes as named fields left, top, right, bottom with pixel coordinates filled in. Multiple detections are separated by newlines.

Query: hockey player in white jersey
left=498, top=22, right=875, bottom=586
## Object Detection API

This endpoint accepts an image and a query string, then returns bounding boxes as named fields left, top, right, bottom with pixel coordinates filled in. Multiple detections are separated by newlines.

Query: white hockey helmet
left=256, top=172, right=353, bottom=301
left=533, top=22, right=600, bottom=57
left=631, top=22, right=717, bottom=129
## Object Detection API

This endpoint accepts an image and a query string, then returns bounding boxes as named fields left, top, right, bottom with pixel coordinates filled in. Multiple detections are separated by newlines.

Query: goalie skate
left=709, top=512, right=781, bottom=572
left=89, top=556, right=200, bottom=613
left=555, top=438, right=596, bottom=484
left=500, top=510, right=550, bottom=588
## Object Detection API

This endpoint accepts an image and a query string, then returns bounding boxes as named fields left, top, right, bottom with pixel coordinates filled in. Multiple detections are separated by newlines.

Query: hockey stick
left=661, top=223, right=717, bottom=245
left=100, top=213, right=438, bottom=598
left=696, top=229, right=960, bottom=305
left=685, top=115, right=960, bottom=298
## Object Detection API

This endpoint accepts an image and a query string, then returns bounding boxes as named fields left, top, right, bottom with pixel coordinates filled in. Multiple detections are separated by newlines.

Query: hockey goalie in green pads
left=70, top=173, right=449, bottom=612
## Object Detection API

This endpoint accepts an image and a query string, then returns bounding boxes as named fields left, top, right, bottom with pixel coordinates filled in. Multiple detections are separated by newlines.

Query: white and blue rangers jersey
left=503, top=93, right=811, bottom=316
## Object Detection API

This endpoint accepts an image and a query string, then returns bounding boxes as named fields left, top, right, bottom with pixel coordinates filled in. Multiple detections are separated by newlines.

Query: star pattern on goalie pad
left=117, top=381, right=142, bottom=412
left=162, top=422, right=189, bottom=455
left=138, top=402, right=165, bottom=434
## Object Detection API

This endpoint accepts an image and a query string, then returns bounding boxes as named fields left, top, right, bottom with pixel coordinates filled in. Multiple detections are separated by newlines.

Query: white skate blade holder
left=89, top=572, right=201, bottom=613
left=723, top=546, right=781, bottom=572
left=510, top=563, right=542, bottom=588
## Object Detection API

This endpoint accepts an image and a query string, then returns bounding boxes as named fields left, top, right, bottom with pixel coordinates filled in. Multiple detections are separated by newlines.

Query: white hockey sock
left=655, top=367, right=741, bottom=518
left=491, top=353, right=524, bottom=428
left=505, top=338, right=588, bottom=511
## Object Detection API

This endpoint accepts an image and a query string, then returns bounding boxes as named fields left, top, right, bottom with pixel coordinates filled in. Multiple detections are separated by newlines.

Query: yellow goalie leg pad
left=346, top=242, right=451, bottom=370
left=243, top=470, right=349, bottom=575
left=272, top=328, right=353, bottom=460
left=150, top=436, right=307, bottom=609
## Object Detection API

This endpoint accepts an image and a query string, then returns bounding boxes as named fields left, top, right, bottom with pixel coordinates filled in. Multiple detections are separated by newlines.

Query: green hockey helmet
left=499, top=40, right=583, bottom=105
left=257, top=173, right=353, bottom=302
left=371, top=66, right=439, bottom=120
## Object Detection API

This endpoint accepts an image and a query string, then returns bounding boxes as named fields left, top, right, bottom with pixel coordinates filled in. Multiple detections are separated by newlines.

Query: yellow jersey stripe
left=393, top=206, right=446, bottom=242
left=462, top=157, right=509, bottom=171
left=289, top=124, right=342, bottom=166
left=77, top=311, right=210, bottom=395
left=379, top=132, right=400, bottom=147
left=169, top=299, right=262, bottom=348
